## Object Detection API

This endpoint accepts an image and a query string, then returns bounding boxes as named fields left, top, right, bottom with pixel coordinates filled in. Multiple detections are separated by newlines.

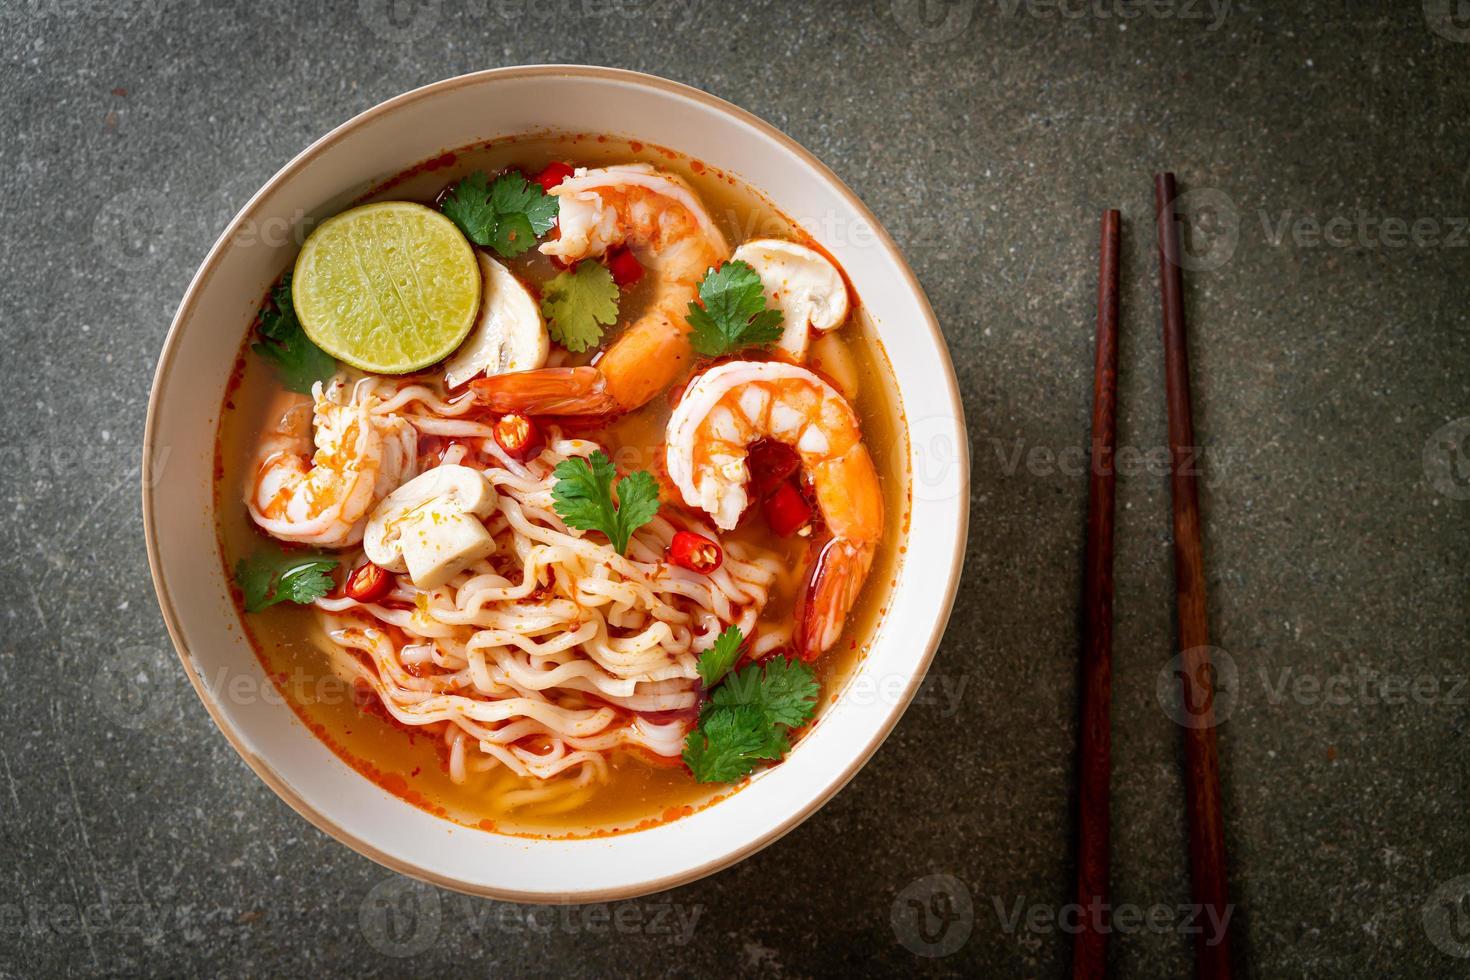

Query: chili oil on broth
left=214, top=136, right=909, bottom=838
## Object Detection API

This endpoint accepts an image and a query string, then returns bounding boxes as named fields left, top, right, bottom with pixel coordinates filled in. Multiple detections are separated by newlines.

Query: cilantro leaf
left=696, top=625, right=746, bottom=688
left=441, top=170, right=558, bottom=258
left=541, top=261, right=620, bottom=353
left=490, top=171, right=559, bottom=237
left=491, top=212, right=536, bottom=259
left=685, top=260, right=785, bottom=358
left=682, top=704, right=775, bottom=783
left=710, top=656, right=820, bottom=729
left=683, top=656, right=819, bottom=783
left=550, top=451, right=660, bottom=554
left=441, top=171, right=496, bottom=242
left=234, top=549, right=339, bottom=613
left=251, top=276, right=336, bottom=394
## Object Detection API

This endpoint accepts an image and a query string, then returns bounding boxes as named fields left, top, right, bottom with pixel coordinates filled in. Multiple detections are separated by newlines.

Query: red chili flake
left=764, top=480, right=814, bottom=537
left=493, top=413, right=544, bottom=461
left=344, top=563, right=395, bottom=603
left=667, top=530, right=723, bottom=574
left=531, top=161, right=574, bottom=193
left=605, top=245, right=644, bottom=288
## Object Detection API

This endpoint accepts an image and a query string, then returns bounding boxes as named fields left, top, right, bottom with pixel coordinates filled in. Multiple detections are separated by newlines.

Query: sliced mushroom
left=363, top=464, right=497, bottom=589
left=731, top=238, right=848, bottom=363
left=443, top=253, right=549, bottom=389
left=807, top=331, right=859, bottom=401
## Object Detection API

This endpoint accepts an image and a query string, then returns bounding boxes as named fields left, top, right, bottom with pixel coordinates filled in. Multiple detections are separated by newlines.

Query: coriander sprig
left=251, top=276, right=336, bottom=394
left=683, top=628, right=819, bottom=784
left=695, top=625, right=746, bottom=688
left=550, top=451, right=660, bottom=555
left=541, top=261, right=620, bottom=353
left=441, top=170, right=559, bottom=258
left=685, top=260, right=785, bottom=358
left=234, top=549, right=339, bottom=613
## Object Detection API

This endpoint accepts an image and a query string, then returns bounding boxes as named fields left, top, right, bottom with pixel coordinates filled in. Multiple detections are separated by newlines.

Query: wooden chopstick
left=1072, top=210, right=1120, bottom=980
left=1153, top=173, right=1234, bottom=980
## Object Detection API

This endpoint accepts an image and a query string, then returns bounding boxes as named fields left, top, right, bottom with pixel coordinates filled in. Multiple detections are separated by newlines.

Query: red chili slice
left=764, top=480, right=814, bottom=537
left=345, top=562, right=395, bottom=603
left=746, top=439, right=801, bottom=501
left=531, top=161, right=574, bottom=192
left=605, top=245, right=644, bottom=288
left=668, top=530, right=723, bottom=574
left=493, top=413, right=544, bottom=461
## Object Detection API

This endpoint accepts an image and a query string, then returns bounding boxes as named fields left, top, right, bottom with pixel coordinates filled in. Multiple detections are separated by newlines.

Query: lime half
left=292, top=201, right=481, bottom=374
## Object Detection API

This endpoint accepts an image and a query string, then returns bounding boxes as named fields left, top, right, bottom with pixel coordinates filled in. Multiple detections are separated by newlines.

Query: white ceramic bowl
left=144, top=66, right=968, bottom=902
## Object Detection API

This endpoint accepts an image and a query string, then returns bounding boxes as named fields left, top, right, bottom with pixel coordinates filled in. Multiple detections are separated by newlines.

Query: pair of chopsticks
left=1071, top=176, right=1233, bottom=979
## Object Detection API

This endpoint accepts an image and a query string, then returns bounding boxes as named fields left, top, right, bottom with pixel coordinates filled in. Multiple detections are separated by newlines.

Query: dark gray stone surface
left=3, top=0, right=1467, bottom=975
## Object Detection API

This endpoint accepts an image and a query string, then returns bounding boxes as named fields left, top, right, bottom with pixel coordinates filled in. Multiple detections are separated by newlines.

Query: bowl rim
left=142, top=64, right=969, bottom=901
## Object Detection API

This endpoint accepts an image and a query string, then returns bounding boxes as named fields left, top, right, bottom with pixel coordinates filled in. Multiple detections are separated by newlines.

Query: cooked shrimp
left=247, top=377, right=418, bottom=548
left=665, top=361, right=883, bottom=658
left=471, top=163, right=728, bottom=416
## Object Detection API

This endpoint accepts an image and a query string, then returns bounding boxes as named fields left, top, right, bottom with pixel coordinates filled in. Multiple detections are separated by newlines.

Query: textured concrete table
left=4, top=1, right=1468, bottom=976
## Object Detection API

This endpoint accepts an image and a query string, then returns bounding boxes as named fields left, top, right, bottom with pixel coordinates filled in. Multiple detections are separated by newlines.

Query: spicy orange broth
left=214, top=136, right=910, bottom=837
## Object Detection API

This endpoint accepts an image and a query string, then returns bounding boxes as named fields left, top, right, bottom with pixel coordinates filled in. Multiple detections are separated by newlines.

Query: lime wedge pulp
left=292, top=201, right=481, bottom=374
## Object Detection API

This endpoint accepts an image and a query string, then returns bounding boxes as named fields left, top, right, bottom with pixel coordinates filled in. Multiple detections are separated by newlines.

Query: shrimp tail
left=470, top=366, right=621, bottom=417
left=794, top=535, right=876, bottom=660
